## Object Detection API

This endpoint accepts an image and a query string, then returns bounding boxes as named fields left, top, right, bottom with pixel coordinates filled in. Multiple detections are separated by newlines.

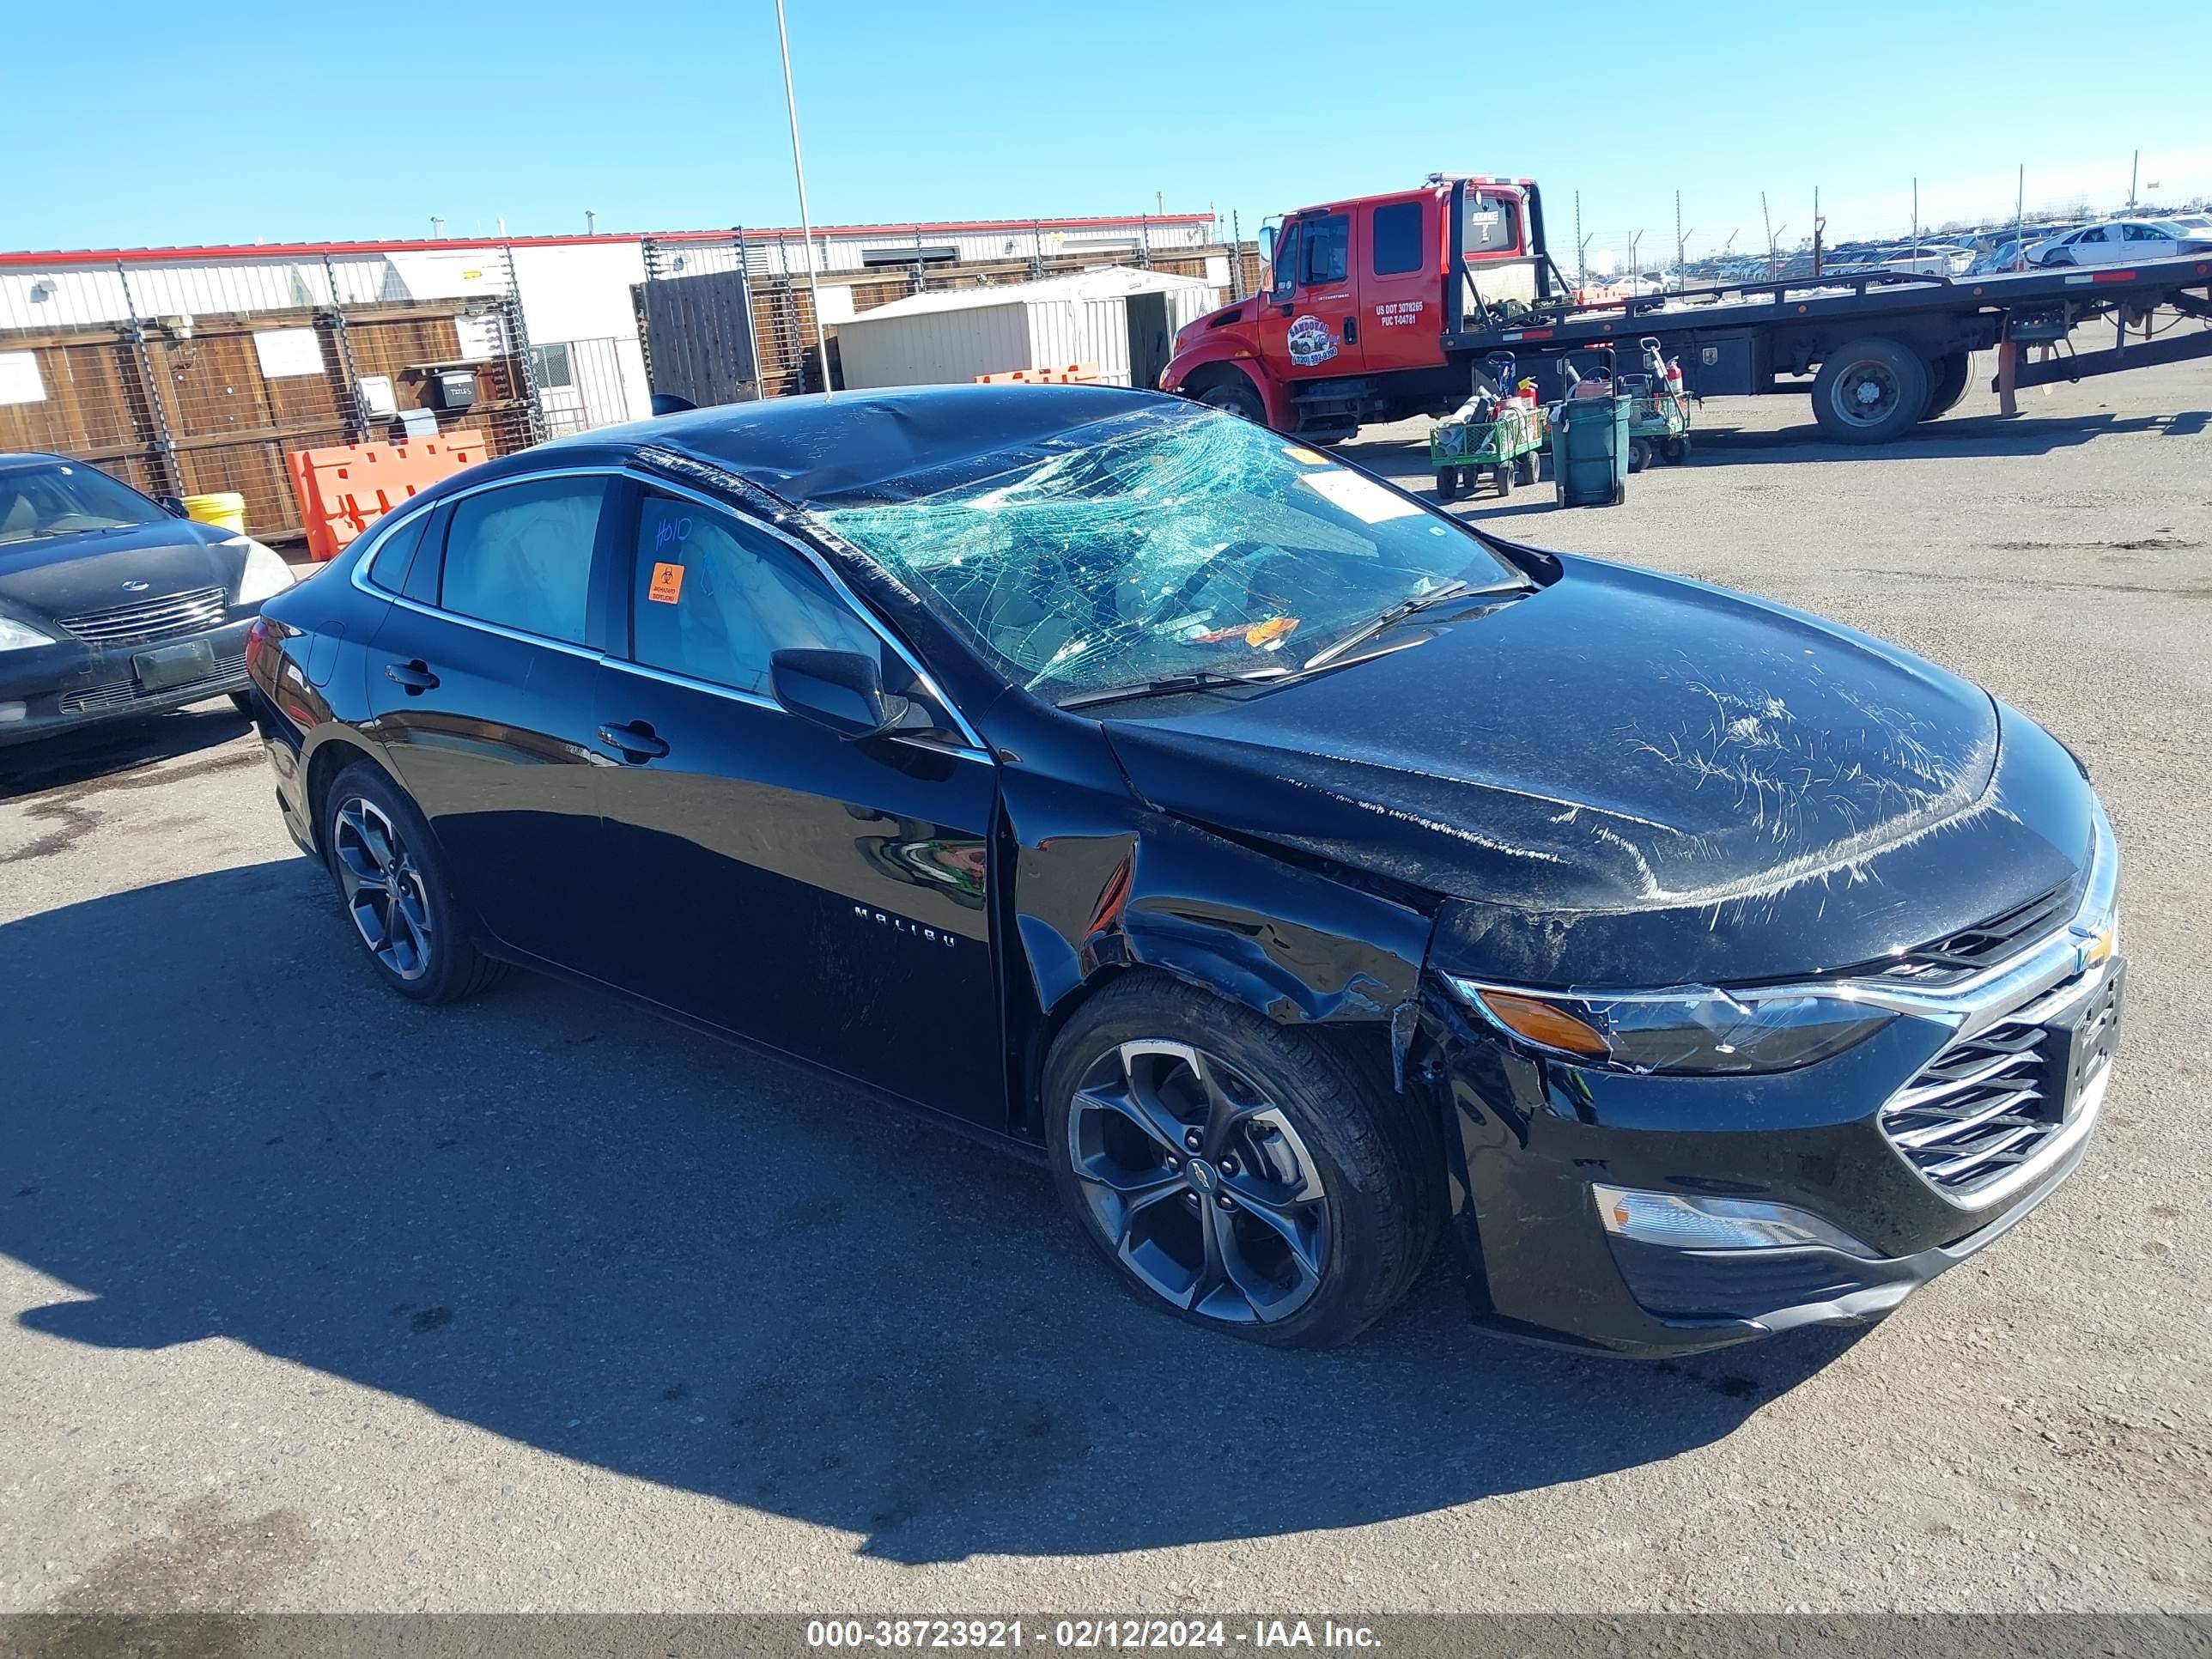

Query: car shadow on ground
left=0, top=861, right=1865, bottom=1564
left=0, top=700, right=254, bottom=803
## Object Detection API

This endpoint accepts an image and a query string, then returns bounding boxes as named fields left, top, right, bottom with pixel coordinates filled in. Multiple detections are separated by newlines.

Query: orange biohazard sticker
left=647, top=562, right=684, bottom=604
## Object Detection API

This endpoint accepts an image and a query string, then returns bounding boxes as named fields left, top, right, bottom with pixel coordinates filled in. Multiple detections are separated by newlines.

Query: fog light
left=0, top=701, right=25, bottom=723
left=1594, top=1183, right=1878, bottom=1257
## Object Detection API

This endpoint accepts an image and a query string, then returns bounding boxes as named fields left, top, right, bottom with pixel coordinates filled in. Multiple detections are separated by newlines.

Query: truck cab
left=1163, top=176, right=1546, bottom=442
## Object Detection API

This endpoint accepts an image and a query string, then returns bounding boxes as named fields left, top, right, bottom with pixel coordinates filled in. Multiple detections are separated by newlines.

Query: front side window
left=440, top=475, right=606, bottom=644
left=0, top=461, right=165, bottom=545
left=630, top=491, right=878, bottom=696
left=2122, top=222, right=2170, bottom=242
left=817, top=407, right=1525, bottom=702
left=1301, top=215, right=1349, bottom=286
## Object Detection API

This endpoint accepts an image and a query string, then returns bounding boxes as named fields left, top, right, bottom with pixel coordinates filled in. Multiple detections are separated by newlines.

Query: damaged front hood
left=1103, top=555, right=2091, bottom=984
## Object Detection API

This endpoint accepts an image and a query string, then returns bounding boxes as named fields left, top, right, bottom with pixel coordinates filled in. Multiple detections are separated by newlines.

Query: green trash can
left=1551, top=349, right=1631, bottom=508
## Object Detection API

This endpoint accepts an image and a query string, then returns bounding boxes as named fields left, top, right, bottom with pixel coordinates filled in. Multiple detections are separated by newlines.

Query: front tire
left=1194, top=372, right=1266, bottom=425
left=1043, top=976, right=1440, bottom=1347
left=320, top=763, right=502, bottom=1005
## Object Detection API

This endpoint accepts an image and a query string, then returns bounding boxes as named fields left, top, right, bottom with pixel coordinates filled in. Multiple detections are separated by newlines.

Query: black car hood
left=0, top=520, right=241, bottom=622
left=1103, top=555, right=2094, bottom=987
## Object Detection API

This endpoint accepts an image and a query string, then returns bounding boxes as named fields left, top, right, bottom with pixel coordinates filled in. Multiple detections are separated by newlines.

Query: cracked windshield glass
left=816, top=410, right=1523, bottom=702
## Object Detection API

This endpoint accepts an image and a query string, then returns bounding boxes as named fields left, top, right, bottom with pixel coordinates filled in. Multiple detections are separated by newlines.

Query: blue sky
left=5, top=0, right=2208, bottom=259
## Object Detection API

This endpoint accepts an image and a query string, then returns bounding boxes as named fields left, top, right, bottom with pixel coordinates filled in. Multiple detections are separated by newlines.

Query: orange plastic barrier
left=973, top=362, right=1104, bottom=385
left=287, top=430, right=487, bottom=562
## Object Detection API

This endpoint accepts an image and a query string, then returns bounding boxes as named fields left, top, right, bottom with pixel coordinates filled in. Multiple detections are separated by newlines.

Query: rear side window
left=629, top=491, right=878, bottom=696
left=1371, top=202, right=1425, bottom=276
left=1462, top=191, right=1520, bottom=256
left=440, top=476, right=607, bottom=645
left=362, top=509, right=431, bottom=594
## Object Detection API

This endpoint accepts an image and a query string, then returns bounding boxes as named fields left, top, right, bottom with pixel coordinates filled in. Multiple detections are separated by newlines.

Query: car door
left=362, top=469, right=626, bottom=970
left=589, top=478, right=1006, bottom=1127
left=2122, top=222, right=2178, bottom=261
left=1358, top=194, right=1443, bottom=375
left=1257, top=210, right=1364, bottom=380
left=2065, top=226, right=2116, bottom=266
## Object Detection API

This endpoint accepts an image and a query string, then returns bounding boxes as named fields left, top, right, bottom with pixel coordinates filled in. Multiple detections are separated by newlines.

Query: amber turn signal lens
left=1476, top=990, right=1611, bottom=1059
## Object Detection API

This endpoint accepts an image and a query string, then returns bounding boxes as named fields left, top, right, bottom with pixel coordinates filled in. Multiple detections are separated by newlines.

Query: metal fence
left=0, top=245, right=556, bottom=544
left=2, top=222, right=1244, bottom=546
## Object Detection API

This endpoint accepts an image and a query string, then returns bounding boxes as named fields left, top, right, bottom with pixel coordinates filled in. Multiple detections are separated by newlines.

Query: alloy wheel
left=331, top=796, right=434, bottom=981
left=1066, top=1040, right=1329, bottom=1324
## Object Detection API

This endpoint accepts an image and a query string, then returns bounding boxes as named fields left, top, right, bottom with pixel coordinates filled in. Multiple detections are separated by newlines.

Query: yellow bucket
left=182, top=491, right=247, bottom=535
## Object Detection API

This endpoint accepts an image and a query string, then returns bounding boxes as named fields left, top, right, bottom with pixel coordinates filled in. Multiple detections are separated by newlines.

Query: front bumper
left=1430, top=942, right=2123, bottom=1358
left=0, top=614, right=256, bottom=748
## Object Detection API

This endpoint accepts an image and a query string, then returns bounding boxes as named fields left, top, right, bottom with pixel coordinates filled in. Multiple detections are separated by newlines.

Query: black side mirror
left=158, top=495, right=188, bottom=518
left=769, top=648, right=910, bottom=741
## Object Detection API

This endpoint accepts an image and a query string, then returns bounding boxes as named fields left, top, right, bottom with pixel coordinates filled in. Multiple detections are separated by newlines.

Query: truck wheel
left=1435, top=469, right=1458, bottom=503
left=1811, top=336, right=1931, bottom=443
left=1922, top=351, right=1972, bottom=421
left=1195, top=374, right=1266, bottom=426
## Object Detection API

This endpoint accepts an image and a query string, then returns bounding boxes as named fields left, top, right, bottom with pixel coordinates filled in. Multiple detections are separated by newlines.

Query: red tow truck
left=1160, top=173, right=2212, bottom=446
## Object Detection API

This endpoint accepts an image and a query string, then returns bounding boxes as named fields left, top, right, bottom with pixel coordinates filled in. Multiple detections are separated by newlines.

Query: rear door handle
left=384, top=659, right=439, bottom=693
left=597, top=720, right=669, bottom=763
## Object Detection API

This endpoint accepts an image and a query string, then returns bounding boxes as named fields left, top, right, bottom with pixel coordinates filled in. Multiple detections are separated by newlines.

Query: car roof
left=0, top=452, right=76, bottom=471
left=550, top=382, right=1175, bottom=507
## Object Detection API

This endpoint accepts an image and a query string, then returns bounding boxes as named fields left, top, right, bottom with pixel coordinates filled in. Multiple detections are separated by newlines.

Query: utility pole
left=1911, top=178, right=1919, bottom=257
left=1812, top=185, right=1824, bottom=277
left=2014, top=165, right=2026, bottom=268
left=1674, top=191, right=1683, bottom=289
left=2129, top=149, right=2139, bottom=210
left=774, top=0, right=834, bottom=397
left=1574, top=191, right=1585, bottom=289
left=586, top=210, right=597, bottom=236
left=430, top=216, right=445, bottom=240
left=1761, top=191, right=1773, bottom=277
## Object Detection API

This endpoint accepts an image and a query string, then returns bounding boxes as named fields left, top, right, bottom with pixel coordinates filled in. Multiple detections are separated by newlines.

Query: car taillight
left=245, top=616, right=273, bottom=679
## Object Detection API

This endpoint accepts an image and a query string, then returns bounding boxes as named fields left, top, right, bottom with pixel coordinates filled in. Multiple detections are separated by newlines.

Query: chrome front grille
left=58, top=653, right=247, bottom=714
left=1881, top=1018, right=2060, bottom=1191
left=58, top=585, right=229, bottom=646
left=1881, top=963, right=2119, bottom=1198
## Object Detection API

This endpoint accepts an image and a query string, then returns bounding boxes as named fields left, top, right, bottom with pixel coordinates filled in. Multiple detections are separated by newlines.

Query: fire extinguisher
left=1665, top=356, right=1685, bottom=397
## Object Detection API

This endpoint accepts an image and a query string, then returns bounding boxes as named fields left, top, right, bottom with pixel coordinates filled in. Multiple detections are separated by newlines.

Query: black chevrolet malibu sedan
left=246, top=386, right=2123, bottom=1354
left=1, top=453, right=295, bottom=744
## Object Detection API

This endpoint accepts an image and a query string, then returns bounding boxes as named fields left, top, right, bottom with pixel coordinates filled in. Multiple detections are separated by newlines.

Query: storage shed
left=831, top=266, right=1220, bottom=392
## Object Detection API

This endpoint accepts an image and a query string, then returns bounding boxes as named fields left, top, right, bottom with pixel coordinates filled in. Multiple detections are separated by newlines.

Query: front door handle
left=597, top=720, right=669, bottom=763
left=384, top=659, right=439, bottom=693
left=1342, top=316, right=1358, bottom=344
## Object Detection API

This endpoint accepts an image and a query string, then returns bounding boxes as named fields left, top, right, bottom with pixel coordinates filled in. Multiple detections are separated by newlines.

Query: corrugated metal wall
left=833, top=300, right=1033, bottom=389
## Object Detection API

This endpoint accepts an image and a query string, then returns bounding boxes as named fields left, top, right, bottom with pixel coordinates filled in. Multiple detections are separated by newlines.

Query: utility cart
left=1548, top=347, right=1631, bottom=508
left=1622, top=338, right=1692, bottom=471
left=1431, top=353, right=1547, bottom=501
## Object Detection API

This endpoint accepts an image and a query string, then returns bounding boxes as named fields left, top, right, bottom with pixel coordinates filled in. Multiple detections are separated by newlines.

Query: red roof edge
left=0, top=213, right=1218, bottom=270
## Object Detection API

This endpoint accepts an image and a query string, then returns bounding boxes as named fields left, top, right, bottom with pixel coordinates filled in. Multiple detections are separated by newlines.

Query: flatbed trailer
left=1161, top=175, right=2212, bottom=446
left=1448, top=235, right=2212, bottom=443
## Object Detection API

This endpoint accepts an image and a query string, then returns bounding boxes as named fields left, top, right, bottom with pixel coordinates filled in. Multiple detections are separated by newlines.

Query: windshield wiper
left=1057, top=668, right=1291, bottom=711
left=1297, top=578, right=1520, bottom=672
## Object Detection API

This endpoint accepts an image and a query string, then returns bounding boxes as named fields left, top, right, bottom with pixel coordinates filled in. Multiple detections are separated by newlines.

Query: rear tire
left=320, top=762, right=503, bottom=1006
left=1662, top=434, right=1690, bottom=464
left=1043, top=975, right=1441, bottom=1348
left=1810, top=336, right=1931, bottom=443
left=1922, top=350, right=1972, bottom=421
left=1494, top=464, right=1514, bottom=497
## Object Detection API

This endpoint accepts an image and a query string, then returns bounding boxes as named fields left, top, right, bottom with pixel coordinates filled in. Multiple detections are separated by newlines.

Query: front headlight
left=1447, top=977, right=1897, bottom=1076
left=232, top=538, right=296, bottom=605
left=0, top=615, right=55, bottom=652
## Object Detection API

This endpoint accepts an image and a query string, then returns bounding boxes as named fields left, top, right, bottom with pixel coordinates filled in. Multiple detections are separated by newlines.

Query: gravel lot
left=3, top=356, right=2208, bottom=1616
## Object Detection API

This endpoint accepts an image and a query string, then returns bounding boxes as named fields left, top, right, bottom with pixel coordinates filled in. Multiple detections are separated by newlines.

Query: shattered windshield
left=815, top=410, right=1522, bottom=702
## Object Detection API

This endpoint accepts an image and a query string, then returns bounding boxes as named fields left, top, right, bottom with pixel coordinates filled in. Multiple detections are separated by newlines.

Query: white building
left=833, top=266, right=1223, bottom=391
